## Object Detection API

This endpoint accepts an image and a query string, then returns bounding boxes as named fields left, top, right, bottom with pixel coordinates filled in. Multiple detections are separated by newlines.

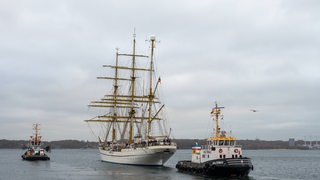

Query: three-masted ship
left=176, top=102, right=253, bottom=177
left=85, top=34, right=176, bottom=166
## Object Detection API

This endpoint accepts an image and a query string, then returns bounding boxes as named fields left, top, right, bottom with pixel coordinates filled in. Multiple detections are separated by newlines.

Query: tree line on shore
left=0, top=139, right=307, bottom=150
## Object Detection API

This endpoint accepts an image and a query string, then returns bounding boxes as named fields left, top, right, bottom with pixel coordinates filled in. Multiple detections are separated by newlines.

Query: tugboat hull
left=21, top=155, right=50, bottom=161
left=176, top=158, right=253, bottom=177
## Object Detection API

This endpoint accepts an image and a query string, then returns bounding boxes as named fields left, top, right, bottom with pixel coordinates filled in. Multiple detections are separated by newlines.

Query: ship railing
left=148, top=139, right=174, bottom=146
left=100, top=138, right=176, bottom=150
left=201, top=144, right=242, bottom=150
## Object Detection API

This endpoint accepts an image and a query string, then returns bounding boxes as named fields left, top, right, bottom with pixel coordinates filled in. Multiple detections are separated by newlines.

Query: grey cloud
left=1, top=0, right=319, bottom=141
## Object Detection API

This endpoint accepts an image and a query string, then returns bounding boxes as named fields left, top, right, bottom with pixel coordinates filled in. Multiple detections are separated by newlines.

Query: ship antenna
left=133, top=28, right=136, bottom=39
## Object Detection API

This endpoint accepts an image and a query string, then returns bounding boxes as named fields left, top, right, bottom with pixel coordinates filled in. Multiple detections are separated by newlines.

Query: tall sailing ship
left=85, top=34, right=176, bottom=166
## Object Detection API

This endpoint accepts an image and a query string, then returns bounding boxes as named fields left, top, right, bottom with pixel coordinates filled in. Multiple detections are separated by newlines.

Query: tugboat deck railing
left=201, top=145, right=242, bottom=149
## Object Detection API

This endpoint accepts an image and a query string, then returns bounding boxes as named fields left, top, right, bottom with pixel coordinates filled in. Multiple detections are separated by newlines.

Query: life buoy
left=219, top=148, right=223, bottom=153
left=234, top=149, right=239, bottom=153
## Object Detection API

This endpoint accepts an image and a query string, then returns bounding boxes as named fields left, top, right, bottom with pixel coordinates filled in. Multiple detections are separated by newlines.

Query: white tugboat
left=176, top=102, right=253, bottom=177
left=85, top=34, right=176, bottom=166
left=21, top=124, right=50, bottom=161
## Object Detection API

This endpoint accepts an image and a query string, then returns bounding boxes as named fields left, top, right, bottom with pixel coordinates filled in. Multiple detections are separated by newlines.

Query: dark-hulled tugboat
left=176, top=102, right=253, bottom=177
left=21, top=123, right=50, bottom=161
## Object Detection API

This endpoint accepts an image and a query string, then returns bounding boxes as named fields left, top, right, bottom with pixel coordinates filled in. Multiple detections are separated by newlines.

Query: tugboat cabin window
left=219, top=140, right=224, bottom=145
left=214, top=140, right=236, bottom=146
left=213, top=140, right=218, bottom=145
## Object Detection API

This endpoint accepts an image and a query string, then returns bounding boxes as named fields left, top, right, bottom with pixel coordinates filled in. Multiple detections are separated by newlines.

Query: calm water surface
left=1, top=149, right=319, bottom=180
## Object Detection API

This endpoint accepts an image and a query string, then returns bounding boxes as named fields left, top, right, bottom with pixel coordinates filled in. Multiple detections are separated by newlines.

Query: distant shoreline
left=0, top=139, right=307, bottom=150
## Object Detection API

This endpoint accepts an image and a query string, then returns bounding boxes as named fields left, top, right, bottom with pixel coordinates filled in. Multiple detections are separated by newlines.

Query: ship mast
left=147, top=35, right=155, bottom=138
left=31, top=123, right=41, bottom=146
left=112, top=49, right=120, bottom=143
left=128, top=33, right=137, bottom=144
left=211, top=102, right=224, bottom=138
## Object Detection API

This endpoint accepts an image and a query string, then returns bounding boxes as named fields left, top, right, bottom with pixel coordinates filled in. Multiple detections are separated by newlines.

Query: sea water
left=0, top=149, right=319, bottom=180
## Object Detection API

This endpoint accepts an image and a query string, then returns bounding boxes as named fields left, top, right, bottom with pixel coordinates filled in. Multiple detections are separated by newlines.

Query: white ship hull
left=99, top=145, right=176, bottom=166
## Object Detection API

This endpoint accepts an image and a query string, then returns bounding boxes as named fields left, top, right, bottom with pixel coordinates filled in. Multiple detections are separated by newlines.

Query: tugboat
left=176, top=102, right=253, bottom=177
left=21, top=123, right=50, bottom=161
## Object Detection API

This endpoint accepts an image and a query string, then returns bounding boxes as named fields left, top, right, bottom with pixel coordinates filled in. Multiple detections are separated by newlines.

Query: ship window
left=219, top=140, right=224, bottom=145
left=240, top=155, right=242, bottom=158
left=211, top=147, right=215, bottom=151
left=207, top=155, right=209, bottom=158
left=232, top=155, right=234, bottom=158
left=235, top=155, right=238, bottom=158
left=230, top=140, right=235, bottom=146
left=223, top=155, right=226, bottom=159
left=220, top=155, right=222, bottom=159
left=202, top=154, right=205, bottom=158
left=225, top=140, right=230, bottom=146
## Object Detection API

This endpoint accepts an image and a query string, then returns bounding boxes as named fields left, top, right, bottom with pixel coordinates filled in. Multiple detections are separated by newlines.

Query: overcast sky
left=1, top=0, right=320, bottom=141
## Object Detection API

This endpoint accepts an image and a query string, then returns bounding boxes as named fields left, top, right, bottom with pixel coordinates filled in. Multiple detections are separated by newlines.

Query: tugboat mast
left=32, top=123, right=41, bottom=146
left=211, top=102, right=224, bottom=138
